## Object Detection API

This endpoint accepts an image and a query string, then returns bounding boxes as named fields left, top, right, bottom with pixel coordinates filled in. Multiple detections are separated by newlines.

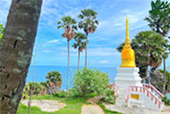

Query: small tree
left=72, top=33, right=86, bottom=69
left=71, top=68, right=110, bottom=97
left=46, top=71, right=62, bottom=94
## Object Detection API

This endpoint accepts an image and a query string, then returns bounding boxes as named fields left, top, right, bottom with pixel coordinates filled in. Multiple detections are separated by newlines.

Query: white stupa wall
left=114, top=67, right=142, bottom=106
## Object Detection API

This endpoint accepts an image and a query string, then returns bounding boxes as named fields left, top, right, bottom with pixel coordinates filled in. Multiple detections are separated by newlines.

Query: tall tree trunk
left=163, top=58, right=167, bottom=94
left=85, top=34, right=88, bottom=68
left=67, top=40, right=70, bottom=96
left=78, top=51, right=80, bottom=70
left=0, top=0, right=42, bottom=114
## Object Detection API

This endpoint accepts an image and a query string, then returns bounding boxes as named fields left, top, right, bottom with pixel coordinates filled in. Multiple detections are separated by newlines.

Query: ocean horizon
left=27, top=65, right=170, bottom=98
left=27, top=65, right=117, bottom=90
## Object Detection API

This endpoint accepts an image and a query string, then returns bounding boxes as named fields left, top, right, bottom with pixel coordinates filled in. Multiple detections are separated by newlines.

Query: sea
left=27, top=65, right=170, bottom=98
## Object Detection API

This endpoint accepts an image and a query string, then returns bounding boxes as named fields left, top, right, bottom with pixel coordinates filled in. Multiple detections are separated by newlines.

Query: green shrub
left=162, top=94, right=170, bottom=106
left=103, top=88, right=116, bottom=104
left=53, top=90, right=67, bottom=98
left=71, top=68, right=110, bottom=97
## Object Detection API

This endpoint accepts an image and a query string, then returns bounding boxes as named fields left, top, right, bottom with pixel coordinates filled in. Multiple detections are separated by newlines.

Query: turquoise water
left=27, top=65, right=170, bottom=98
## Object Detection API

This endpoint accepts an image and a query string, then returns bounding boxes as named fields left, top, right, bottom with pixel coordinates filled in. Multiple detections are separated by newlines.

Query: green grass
left=18, top=95, right=88, bottom=114
left=18, top=95, right=122, bottom=114
left=97, top=102, right=123, bottom=114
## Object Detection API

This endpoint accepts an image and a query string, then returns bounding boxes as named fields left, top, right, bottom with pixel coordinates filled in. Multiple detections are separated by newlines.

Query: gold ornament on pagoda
left=120, top=18, right=136, bottom=67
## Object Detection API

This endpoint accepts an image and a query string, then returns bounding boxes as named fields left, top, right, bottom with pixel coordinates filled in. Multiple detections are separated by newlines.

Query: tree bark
left=67, top=40, right=70, bottom=96
left=163, top=58, right=167, bottom=94
left=78, top=51, right=80, bottom=70
left=85, top=34, right=88, bottom=68
left=0, top=0, right=42, bottom=113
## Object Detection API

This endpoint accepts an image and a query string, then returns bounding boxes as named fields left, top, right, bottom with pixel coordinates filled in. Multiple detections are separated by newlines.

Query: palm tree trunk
left=163, top=58, right=167, bottom=94
left=67, top=40, right=70, bottom=96
left=78, top=51, right=80, bottom=69
left=85, top=34, right=88, bottom=68
left=0, top=0, right=42, bottom=113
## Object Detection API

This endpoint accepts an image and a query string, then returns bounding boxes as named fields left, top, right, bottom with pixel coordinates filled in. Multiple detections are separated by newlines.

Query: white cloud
left=99, top=60, right=109, bottom=64
left=48, top=39, right=60, bottom=44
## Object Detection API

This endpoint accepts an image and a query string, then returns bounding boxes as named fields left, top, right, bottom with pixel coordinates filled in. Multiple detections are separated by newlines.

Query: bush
left=71, top=68, right=110, bottom=97
left=53, top=90, right=67, bottom=98
left=103, top=88, right=116, bottom=104
left=162, top=94, right=170, bottom=106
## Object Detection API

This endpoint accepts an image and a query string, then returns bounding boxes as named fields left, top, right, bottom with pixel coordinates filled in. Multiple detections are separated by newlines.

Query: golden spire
left=120, top=18, right=136, bottom=67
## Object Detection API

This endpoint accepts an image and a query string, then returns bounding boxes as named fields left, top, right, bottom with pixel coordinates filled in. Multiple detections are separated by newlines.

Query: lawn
left=17, top=95, right=122, bottom=114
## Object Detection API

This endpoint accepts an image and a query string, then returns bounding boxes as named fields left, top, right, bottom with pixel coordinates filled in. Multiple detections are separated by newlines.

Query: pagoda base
left=114, top=67, right=142, bottom=106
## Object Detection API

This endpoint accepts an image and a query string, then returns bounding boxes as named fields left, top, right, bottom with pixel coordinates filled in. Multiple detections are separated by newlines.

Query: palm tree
left=0, top=0, right=42, bottom=113
left=78, top=9, right=99, bottom=67
left=72, top=33, right=86, bottom=69
left=46, top=71, right=62, bottom=94
left=145, top=0, right=170, bottom=93
left=117, top=31, right=168, bottom=82
left=57, top=16, right=77, bottom=95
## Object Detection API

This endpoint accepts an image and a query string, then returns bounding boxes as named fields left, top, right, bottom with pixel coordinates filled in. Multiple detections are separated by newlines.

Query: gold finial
left=126, top=18, right=130, bottom=44
left=120, top=18, right=136, bottom=67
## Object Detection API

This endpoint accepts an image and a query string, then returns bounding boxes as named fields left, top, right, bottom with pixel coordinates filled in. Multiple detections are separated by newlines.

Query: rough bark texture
left=0, top=0, right=42, bottom=113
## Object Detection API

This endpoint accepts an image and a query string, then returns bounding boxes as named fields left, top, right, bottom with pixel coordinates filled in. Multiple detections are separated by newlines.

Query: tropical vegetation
left=144, top=0, right=170, bottom=93
left=72, top=33, right=86, bottom=69
left=57, top=16, right=77, bottom=95
left=78, top=9, right=99, bottom=67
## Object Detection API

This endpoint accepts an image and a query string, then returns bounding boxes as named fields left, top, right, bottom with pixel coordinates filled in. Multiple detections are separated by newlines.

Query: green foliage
left=162, top=94, right=170, bottom=106
left=71, top=68, right=110, bottom=97
left=0, top=23, right=5, bottom=43
left=53, top=90, right=67, bottom=98
left=103, top=88, right=116, bottom=104
left=145, top=0, right=170, bottom=37
left=72, top=33, right=86, bottom=51
left=78, top=9, right=99, bottom=34
left=46, top=71, right=62, bottom=84
left=57, top=16, right=77, bottom=30
left=24, top=82, right=43, bottom=96
left=40, top=81, right=47, bottom=87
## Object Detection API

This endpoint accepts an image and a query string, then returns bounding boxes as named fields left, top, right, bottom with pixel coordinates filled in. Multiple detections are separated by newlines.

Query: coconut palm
left=0, top=0, right=42, bottom=113
left=46, top=71, right=62, bottom=95
left=78, top=9, right=99, bottom=67
left=145, top=0, right=170, bottom=93
left=57, top=16, right=77, bottom=95
left=72, top=33, right=86, bottom=69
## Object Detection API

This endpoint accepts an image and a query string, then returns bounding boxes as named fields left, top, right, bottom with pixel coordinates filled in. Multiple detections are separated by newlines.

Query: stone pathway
left=104, top=103, right=170, bottom=114
left=21, top=100, right=66, bottom=112
left=81, top=104, right=104, bottom=114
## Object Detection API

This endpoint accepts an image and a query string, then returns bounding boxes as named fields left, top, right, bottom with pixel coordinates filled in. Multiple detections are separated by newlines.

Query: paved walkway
left=104, top=103, right=170, bottom=114
left=81, top=104, right=104, bottom=114
left=21, top=100, right=66, bottom=112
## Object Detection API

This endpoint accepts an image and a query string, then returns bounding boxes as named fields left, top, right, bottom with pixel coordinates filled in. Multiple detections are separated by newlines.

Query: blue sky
left=0, top=0, right=170, bottom=67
